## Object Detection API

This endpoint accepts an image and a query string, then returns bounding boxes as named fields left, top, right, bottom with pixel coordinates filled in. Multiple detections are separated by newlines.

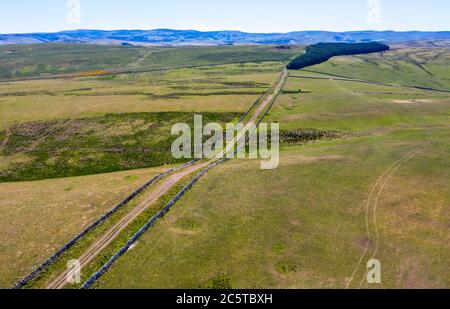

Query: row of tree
left=287, top=42, right=390, bottom=70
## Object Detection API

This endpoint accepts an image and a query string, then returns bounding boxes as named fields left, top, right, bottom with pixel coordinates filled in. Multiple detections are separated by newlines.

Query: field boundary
left=15, top=69, right=285, bottom=289
left=238, top=92, right=266, bottom=123
left=257, top=69, right=288, bottom=126
left=80, top=157, right=228, bottom=289
left=13, top=159, right=198, bottom=289
left=292, top=69, right=450, bottom=93
left=79, top=69, right=288, bottom=289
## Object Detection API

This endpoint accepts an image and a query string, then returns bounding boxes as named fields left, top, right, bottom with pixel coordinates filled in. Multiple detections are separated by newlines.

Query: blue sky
left=1, top=0, right=449, bottom=34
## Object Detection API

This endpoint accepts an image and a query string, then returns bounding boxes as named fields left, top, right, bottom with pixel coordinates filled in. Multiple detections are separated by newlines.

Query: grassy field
left=95, top=130, right=450, bottom=288
left=0, top=61, right=286, bottom=182
left=92, top=48, right=450, bottom=289
left=0, top=165, right=172, bottom=288
left=0, top=112, right=237, bottom=182
left=0, top=62, right=283, bottom=129
left=1, top=46, right=449, bottom=289
left=305, top=48, right=450, bottom=90
left=269, top=71, right=450, bottom=131
left=0, top=45, right=295, bottom=287
left=0, top=44, right=301, bottom=80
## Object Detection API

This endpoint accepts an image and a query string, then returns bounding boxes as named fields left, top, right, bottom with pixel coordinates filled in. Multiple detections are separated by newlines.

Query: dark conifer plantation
left=287, top=42, right=390, bottom=70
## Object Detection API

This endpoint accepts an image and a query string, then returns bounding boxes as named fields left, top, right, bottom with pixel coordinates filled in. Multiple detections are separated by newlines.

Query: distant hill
left=1, top=29, right=450, bottom=46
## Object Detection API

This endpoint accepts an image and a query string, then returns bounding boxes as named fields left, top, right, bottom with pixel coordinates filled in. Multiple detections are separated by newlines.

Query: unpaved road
left=46, top=162, right=209, bottom=289
left=216, top=68, right=287, bottom=160
left=345, top=136, right=434, bottom=289
left=46, top=69, right=288, bottom=289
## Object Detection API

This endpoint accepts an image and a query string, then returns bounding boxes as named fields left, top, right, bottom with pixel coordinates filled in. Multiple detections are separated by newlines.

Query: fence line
left=257, top=69, right=288, bottom=127
left=13, top=159, right=198, bottom=289
left=81, top=69, right=288, bottom=289
left=80, top=158, right=228, bottom=289
left=238, top=92, right=266, bottom=123
left=13, top=69, right=274, bottom=289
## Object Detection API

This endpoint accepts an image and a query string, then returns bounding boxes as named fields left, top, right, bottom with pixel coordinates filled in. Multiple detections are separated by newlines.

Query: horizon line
left=2, top=28, right=450, bottom=36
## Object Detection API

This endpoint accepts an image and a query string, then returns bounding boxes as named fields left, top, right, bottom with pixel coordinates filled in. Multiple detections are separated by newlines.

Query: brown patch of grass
left=0, top=165, right=170, bottom=288
left=396, top=257, right=433, bottom=288
left=356, top=237, right=373, bottom=249
left=279, top=154, right=348, bottom=167
left=70, top=70, right=111, bottom=77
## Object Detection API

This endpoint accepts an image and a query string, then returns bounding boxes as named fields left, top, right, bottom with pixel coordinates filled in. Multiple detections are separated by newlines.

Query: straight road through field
left=46, top=162, right=208, bottom=289
left=45, top=68, right=288, bottom=289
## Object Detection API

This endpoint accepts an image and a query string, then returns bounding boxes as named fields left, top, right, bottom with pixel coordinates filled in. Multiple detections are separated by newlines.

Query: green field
left=92, top=48, right=450, bottom=289
left=271, top=72, right=450, bottom=132
left=0, top=165, right=172, bottom=288
left=0, top=44, right=301, bottom=80
left=0, top=112, right=237, bottom=182
left=306, top=48, right=450, bottom=90
left=0, top=45, right=295, bottom=287
left=0, top=59, right=286, bottom=182
left=1, top=45, right=449, bottom=289
left=0, top=62, right=283, bottom=129
left=96, top=131, right=450, bottom=288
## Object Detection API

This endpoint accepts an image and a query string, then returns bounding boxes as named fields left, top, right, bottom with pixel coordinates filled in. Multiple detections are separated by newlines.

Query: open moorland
left=0, top=45, right=294, bottom=182
left=0, top=44, right=449, bottom=289
left=94, top=48, right=450, bottom=289
left=0, top=44, right=297, bottom=288
left=0, top=44, right=301, bottom=81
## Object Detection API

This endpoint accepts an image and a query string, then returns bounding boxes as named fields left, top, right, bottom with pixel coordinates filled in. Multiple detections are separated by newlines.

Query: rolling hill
left=1, top=29, right=450, bottom=46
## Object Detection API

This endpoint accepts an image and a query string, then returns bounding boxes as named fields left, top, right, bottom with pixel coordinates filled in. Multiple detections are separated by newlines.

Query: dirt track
left=45, top=69, right=288, bottom=289
left=345, top=135, right=434, bottom=289
left=46, top=162, right=208, bottom=289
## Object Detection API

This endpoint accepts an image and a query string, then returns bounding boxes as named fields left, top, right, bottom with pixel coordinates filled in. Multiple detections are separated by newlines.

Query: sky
left=0, top=0, right=449, bottom=34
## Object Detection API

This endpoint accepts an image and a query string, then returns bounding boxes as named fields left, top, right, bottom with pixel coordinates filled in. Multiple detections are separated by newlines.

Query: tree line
left=287, top=42, right=390, bottom=70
